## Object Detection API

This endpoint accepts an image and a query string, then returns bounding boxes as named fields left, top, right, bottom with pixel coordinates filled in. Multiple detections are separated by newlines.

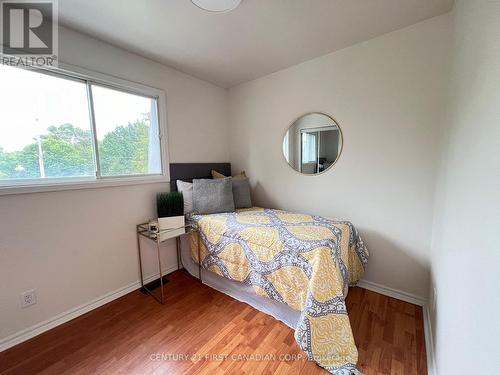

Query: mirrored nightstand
left=136, top=221, right=201, bottom=304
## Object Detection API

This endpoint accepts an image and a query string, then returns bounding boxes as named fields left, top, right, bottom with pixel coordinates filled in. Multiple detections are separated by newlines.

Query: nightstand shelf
left=136, top=221, right=201, bottom=304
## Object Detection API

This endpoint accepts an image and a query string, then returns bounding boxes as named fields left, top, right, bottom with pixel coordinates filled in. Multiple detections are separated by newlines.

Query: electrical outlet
left=20, top=289, right=37, bottom=308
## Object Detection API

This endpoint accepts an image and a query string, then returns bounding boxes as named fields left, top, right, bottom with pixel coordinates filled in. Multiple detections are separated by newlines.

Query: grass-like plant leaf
left=157, top=191, right=184, bottom=218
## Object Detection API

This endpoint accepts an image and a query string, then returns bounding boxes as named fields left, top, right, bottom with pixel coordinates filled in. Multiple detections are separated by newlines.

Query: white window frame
left=0, top=62, right=170, bottom=196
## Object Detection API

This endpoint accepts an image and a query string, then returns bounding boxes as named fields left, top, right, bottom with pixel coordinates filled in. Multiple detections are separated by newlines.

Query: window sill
left=0, top=175, right=170, bottom=196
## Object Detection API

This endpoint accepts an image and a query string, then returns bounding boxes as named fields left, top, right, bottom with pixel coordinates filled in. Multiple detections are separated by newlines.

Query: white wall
left=228, top=14, right=451, bottom=299
left=0, top=26, right=229, bottom=343
left=429, top=1, right=500, bottom=374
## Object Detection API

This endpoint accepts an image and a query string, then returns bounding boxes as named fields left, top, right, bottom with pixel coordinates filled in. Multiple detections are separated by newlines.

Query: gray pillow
left=193, top=178, right=235, bottom=214
left=232, top=177, right=252, bottom=209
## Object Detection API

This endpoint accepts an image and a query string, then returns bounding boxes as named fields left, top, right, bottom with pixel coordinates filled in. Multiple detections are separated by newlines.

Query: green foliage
left=0, top=144, right=39, bottom=179
left=157, top=192, right=184, bottom=218
left=45, top=124, right=92, bottom=145
left=100, top=121, right=149, bottom=176
left=37, top=123, right=94, bottom=177
left=42, top=137, right=94, bottom=177
left=0, top=121, right=150, bottom=180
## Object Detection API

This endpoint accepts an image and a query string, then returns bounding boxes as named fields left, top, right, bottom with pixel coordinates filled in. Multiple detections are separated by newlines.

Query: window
left=0, top=64, right=166, bottom=192
left=301, top=132, right=317, bottom=163
left=91, top=85, right=161, bottom=177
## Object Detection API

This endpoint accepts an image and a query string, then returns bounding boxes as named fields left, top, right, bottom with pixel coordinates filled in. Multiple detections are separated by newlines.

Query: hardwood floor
left=0, top=271, right=427, bottom=375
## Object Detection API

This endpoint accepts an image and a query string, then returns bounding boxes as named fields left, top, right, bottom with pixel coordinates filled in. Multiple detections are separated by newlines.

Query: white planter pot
left=158, top=215, right=185, bottom=231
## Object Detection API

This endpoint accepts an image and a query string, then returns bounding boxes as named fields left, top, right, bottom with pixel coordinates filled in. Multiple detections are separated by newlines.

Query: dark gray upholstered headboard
left=169, top=163, right=231, bottom=191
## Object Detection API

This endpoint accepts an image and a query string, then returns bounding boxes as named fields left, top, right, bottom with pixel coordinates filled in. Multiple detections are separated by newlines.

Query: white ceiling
left=58, top=0, right=454, bottom=88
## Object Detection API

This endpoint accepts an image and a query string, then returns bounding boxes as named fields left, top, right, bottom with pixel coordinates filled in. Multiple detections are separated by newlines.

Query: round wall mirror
left=282, top=112, right=343, bottom=175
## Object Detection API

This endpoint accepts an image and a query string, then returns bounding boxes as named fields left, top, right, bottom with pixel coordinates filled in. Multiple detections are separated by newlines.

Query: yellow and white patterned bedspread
left=190, top=207, right=369, bottom=374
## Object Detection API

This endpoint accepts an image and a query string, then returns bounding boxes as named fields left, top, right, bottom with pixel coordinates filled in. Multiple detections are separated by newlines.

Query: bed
left=171, top=163, right=369, bottom=375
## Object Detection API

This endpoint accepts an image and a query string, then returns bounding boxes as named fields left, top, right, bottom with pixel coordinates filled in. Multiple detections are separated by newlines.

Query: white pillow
left=176, top=180, right=194, bottom=214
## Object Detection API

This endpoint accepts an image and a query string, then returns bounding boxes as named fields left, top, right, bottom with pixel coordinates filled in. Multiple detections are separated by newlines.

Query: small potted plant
left=156, top=192, right=185, bottom=233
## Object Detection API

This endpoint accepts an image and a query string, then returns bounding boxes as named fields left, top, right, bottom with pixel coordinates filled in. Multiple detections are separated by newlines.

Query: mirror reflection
left=283, top=113, right=342, bottom=175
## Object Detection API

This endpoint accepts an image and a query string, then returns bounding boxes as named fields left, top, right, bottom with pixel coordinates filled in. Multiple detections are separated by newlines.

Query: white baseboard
left=423, top=304, right=436, bottom=375
left=356, top=279, right=427, bottom=306
left=356, top=279, right=435, bottom=375
left=0, top=266, right=177, bottom=352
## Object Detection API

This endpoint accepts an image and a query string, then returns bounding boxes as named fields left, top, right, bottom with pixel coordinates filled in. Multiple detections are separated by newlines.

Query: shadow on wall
left=252, top=181, right=275, bottom=209
left=354, top=229, right=430, bottom=299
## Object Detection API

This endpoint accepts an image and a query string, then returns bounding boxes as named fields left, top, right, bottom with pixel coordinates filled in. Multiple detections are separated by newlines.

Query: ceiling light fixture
left=191, top=0, right=242, bottom=13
